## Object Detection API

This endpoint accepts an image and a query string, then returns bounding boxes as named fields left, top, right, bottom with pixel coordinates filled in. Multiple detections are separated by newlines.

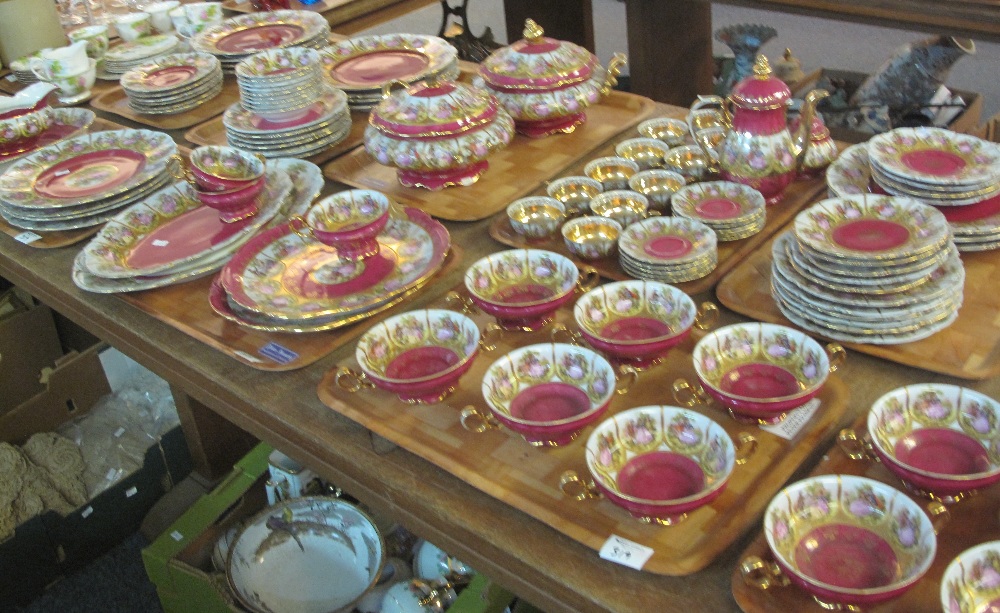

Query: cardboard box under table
left=0, top=300, right=191, bottom=607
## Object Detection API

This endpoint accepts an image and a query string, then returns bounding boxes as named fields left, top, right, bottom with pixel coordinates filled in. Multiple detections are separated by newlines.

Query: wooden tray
left=120, top=247, right=460, bottom=371
left=731, top=413, right=1000, bottom=612
left=184, top=110, right=369, bottom=166
left=715, top=230, right=1000, bottom=380
left=322, top=92, right=659, bottom=221
left=90, top=78, right=240, bottom=130
left=316, top=282, right=852, bottom=575
left=0, top=116, right=129, bottom=249
left=489, top=176, right=826, bottom=295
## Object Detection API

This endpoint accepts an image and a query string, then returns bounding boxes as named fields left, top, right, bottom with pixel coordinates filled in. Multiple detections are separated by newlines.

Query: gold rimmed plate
left=868, top=127, right=1000, bottom=188
left=192, top=11, right=328, bottom=58
left=319, top=34, right=457, bottom=93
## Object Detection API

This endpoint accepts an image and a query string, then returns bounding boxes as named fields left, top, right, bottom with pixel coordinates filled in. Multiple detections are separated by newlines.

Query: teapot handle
left=689, top=94, right=725, bottom=114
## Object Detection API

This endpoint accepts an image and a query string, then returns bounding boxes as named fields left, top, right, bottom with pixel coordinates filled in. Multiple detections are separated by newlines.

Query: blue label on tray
left=259, top=342, right=299, bottom=365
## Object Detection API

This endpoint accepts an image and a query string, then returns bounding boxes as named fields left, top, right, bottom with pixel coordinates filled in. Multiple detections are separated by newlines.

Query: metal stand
left=438, top=0, right=501, bottom=63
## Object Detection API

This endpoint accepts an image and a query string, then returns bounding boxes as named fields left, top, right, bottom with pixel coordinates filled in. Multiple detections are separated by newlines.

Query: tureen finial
left=752, top=54, right=772, bottom=78
left=523, top=18, right=544, bottom=42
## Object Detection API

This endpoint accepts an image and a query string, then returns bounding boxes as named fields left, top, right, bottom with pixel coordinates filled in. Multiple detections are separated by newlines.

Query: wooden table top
left=3, top=93, right=1000, bottom=612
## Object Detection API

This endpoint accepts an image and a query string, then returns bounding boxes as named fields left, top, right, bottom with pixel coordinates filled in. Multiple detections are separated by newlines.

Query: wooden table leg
left=502, top=0, right=595, bottom=50
left=171, top=385, right=258, bottom=482
left=625, top=0, right=714, bottom=105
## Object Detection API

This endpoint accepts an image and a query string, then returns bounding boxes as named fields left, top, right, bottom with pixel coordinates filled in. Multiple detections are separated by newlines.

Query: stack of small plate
left=191, top=10, right=330, bottom=73
left=72, top=164, right=298, bottom=294
left=0, top=129, right=177, bottom=232
left=8, top=53, right=40, bottom=85
left=618, top=217, right=718, bottom=283
left=120, top=52, right=223, bottom=115
left=102, top=34, right=186, bottom=78
left=208, top=205, right=452, bottom=333
left=223, top=48, right=350, bottom=159
left=829, top=142, right=1000, bottom=252
left=319, top=34, right=459, bottom=111
left=671, top=181, right=766, bottom=241
left=771, top=193, right=964, bottom=345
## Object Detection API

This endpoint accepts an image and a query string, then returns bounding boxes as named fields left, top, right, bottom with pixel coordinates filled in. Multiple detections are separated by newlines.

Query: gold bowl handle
left=927, top=500, right=950, bottom=534
left=460, top=406, right=501, bottom=434
left=334, top=367, right=374, bottom=393
left=836, top=428, right=873, bottom=461
left=740, top=556, right=789, bottom=590
left=672, top=378, right=710, bottom=407
left=444, top=291, right=477, bottom=315
left=735, top=432, right=758, bottom=465
left=559, top=470, right=602, bottom=501
left=550, top=323, right=584, bottom=346
left=577, top=266, right=601, bottom=293
left=826, top=343, right=847, bottom=373
left=479, top=322, right=504, bottom=352
left=599, top=53, right=628, bottom=97
left=694, top=301, right=719, bottom=331
left=616, top=365, right=639, bottom=395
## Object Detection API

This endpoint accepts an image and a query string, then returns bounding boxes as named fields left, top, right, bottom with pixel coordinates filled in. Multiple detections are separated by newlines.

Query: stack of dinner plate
left=771, top=193, right=964, bottom=345
left=222, top=47, right=350, bottom=159
left=0, top=129, right=178, bottom=232
left=102, top=34, right=186, bottom=78
left=191, top=10, right=330, bottom=73
left=319, top=33, right=460, bottom=111
left=120, top=52, right=223, bottom=114
left=670, top=181, right=766, bottom=241
left=618, top=217, right=718, bottom=283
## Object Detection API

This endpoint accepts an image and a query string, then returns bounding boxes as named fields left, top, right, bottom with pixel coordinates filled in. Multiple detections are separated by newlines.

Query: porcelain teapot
left=689, top=55, right=828, bottom=204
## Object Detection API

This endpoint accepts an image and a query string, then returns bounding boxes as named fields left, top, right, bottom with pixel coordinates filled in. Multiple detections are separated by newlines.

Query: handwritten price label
left=761, top=398, right=821, bottom=440
left=599, top=535, right=654, bottom=570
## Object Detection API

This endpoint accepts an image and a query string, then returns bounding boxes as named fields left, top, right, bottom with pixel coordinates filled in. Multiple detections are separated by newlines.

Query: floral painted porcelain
left=192, top=11, right=327, bottom=57
left=477, top=19, right=626, bottom=138
left=755, top=475, right=937, bottom=610
left=364, top=79, right=514, bottom=190
left=868, top=127, right=1000, bottom=188
left=941, top=541, right=1000, bottom=613
left=320, top=33, right=457, bottom=92
left=0, top=82, right=58, bottom=156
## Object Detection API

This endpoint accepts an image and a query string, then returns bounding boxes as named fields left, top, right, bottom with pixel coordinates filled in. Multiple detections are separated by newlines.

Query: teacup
left=298, top=189, right=391, bottom=260
left=506, top=196, right=565, bottom=240
left=336, top=309, right=484, bottom=404
left=941, top=541, right=1000, bottom=613
left=664, top=145, right=716, bottom=183
left=743, top=475, right=940, bottom=610
left=189, top=146, right=266, bottom=192
left=67, top=25, right=110, bottom=63
left=29, top=41, right=91, bottom=80
left=169, top=6, right=189, bottom=31
left=676, top=322, right=844, bottom=424
left=561, top=406, right=755, bottom=524
left=584, top=156, right=639, bottom=191
left=589, top=190, right=651, bottom=228
left=195, top=179, right=265, bottom=223
left=546, top=176, right=603, bottom=217
left=637, top=117, right=688, bottom=147
left=839, top=384, right=1000, bottom=503
left=184, top=2, right=223, bottom=27
left=561, top=215, right=621, bottom=260
left=114, top=12, right=153, bottom=43
left=146, top=1, right=180, bottom=33
left=48, top=59, right=97, bottom=104
left=615, top=137, right=670, bottom=170
left=411, top=540, right=475, bottom=582
left=564, top=280, right=718, bottom=368
left=464, top=343, right=627, bottom=447
left=463, top=249, right=598, bottom=331
left=628, top=169, right=686, bottom=213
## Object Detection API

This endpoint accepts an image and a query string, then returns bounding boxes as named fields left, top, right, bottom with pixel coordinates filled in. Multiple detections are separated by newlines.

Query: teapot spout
left=793, top=89, right=830, bottom=170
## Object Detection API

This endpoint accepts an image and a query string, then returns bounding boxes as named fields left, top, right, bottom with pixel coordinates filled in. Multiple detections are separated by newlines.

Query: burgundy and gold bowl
left=189, top=145, right=265, bottom=192
left=338, top=309, right=482, bottom=405
left=194, top=178, right=265, bottom=223
left=745, top=475, right=937, bottom=610
left=465, top=342, right=622, bottom=447
left=941, top=541, right=1000, bottom=613
left=563, top=406, right=753, bottom=525
left=303, top=190, right=391, bottom=260
left=464, top=249, right=596, bottom=331
left=571, top=280, right=716, bottom=368
left=857, top=384, right=1000, bottom=503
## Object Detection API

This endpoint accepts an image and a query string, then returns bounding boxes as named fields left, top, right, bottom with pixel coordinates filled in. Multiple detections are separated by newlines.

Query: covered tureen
left=477, top=19, right=626, bottom=138
left=364, top=78, right=515, bottom=190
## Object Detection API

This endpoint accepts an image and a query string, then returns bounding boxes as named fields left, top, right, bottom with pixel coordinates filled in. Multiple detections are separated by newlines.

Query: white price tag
left=81, top=506, right=94, bottom=519
left=14, top=232, right=42, bottom=245
left=105, top=468, right=118, bottom=482
left=54, top=169, right=70, bottom=177
left=234, top=350, right=264, bottom=363
left=5, top=75, right=16, bottom=82
left=114, top=426, right=126, bottom=438
left=599, top=535, right=654, bottom=570
left=171, top=530, right=184, bottom=541
left=761, top=399, right=821, bottom=440
left=152, top=239, right=170, bottom=247
left=125, top=486, right=138, bottom=498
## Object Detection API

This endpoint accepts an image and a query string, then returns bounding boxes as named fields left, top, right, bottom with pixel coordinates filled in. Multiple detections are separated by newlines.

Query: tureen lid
left=479, top=19, right=597, bottom=92
left=369, top=79, right=500, bottom=139
left=729, top=55, right=792, bottom=110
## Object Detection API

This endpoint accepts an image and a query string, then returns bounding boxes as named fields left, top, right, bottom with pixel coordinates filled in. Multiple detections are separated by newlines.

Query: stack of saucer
left=8, top=53, right=40, bottom=85
left=319, top=34, right=459, bottom=111
left=121, top=52, right=223, bottom=114
left=222, top=47, right=350, bottom=159
left=618, top=217, right=718, bottom=283
left=671, top=181, right=766, bottom=241
left=191, top=10, right=330, bottom=73
left=102, top=34, right=185, bottom=78
left=771, top=194, right=964, bottom=344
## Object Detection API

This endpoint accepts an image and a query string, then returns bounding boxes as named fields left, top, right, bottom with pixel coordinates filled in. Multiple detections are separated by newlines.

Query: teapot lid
left=369, top=79, right=499, bottom=139
left=478, top=19, right=597, bottom=92
left=729, top=55, right=792, bottom=110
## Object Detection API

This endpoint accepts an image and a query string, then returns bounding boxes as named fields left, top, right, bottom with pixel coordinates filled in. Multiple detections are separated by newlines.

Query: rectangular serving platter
left=715, top=228, right=1000, bottom=380
left=731, top=413, right=1000, bottom=612
left=322, top=91, right=659, bottom=222
left=90, top=78, right=241, bottom=130
left=317, top=281, right=851, bottom=575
